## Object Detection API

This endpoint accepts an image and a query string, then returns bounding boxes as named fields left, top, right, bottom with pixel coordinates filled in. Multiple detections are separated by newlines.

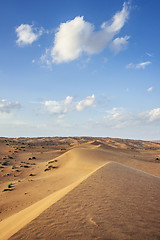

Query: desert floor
left=0, top=137, right=160, bottom=239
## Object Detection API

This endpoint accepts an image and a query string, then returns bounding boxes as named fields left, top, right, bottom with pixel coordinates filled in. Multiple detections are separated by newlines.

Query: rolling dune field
left=0, top=137, right=160, bottom=239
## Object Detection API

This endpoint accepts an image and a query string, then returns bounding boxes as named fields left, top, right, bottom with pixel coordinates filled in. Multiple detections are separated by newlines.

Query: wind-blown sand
left=0, top=137, right=160, bottom=239
left=10, top=162, right=160, bottom=240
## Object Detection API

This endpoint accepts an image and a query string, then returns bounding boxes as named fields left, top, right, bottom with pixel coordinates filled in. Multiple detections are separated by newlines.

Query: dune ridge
left=0, top=148, right=110, bottom=222
left=0, top=157, right=110, bottom=240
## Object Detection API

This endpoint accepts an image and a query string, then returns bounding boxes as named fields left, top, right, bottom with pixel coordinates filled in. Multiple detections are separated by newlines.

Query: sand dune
left=58, top=148, right=109, bottom=170
left=0, top=148, right=110, bottom=240
left=10, top=162, right=160, bottom=240
left=0, top=147, right=110, bottom=222
left=1, top=137, right=160, bottom=239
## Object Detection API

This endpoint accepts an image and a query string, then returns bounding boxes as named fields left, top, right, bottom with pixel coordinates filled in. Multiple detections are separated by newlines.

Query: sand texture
left=0, top=137, right=160, bottom=239
left=10, top=162, right=160, bottom=240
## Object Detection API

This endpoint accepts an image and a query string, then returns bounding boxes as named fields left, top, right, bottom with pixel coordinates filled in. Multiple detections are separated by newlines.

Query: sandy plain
left=0, top=137, right=160, bottom=239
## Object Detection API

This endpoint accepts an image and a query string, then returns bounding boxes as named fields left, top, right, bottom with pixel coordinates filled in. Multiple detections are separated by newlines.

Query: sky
left=0, top=0, right=160, bottom=139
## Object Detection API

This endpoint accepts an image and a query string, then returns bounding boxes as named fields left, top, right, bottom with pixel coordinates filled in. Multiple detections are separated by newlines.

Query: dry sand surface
left=0, top=137, right=160, bottom=239
left=10, top=162, right=160, bottom=240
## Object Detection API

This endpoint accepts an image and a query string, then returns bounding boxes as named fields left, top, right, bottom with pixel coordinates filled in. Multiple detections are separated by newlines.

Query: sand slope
left=10, top=162, right=160, bottom=240
left=0, top=148, right=110, bottom=240
left=0, top=147, right=111, bottom=222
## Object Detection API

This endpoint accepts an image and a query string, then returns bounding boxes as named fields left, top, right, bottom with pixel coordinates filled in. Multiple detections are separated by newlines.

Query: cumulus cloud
left=16, top=24, right=43, bottom=46
left=141, top=108, right=160, bottom=122
left=76, top=94, right=95, bottom=111
left=126, top=61, right=151, bottom=69
left=148, top=108, right=160, bottom=122
left=51, top=2, right=130, bottom=63
left=0, top=99, right=21, bottom=117
left=110, top=35, right=130, bottom=53
left=147, top=86, right=153, bottom=92
left=43, top=96, right=73, bottom=116
left=41, top=94, right=96, bottom=117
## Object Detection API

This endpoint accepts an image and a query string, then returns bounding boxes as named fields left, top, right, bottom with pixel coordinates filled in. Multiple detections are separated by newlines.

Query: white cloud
left=141, top=108, right=160, bottom=122
left=136, top=61, right=151, bottom=69
left=40, top=48, right=52, bottom=70
left=76, top=94, right=95, bottom=111
left=104, top=107, right=136, bottom=128
left=110, top=35, right=130, bottom=53
left=104, top=107, right=160, bottom=129
left=43, top=96, right=73, bottom=116
left=126, top=61, right=151, bottom=69
left=148, top=108, right=160, bottom=122
left=104, top=2, right=130, bottom=33
left=0, top=99, right=21, bottom=117
left=41, top=94, right=96, bottom=117
left=16, top=24, right=43, bottom=46
left=51, top=2, right=130, bottom=63
left=147, top=86, right=153, bottom=92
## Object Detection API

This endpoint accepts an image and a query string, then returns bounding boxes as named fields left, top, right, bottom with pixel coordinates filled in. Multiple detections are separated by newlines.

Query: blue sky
left=0, top=0, right=160, bottom=139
